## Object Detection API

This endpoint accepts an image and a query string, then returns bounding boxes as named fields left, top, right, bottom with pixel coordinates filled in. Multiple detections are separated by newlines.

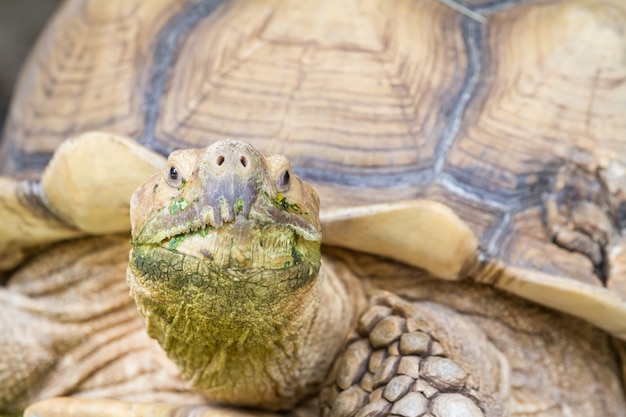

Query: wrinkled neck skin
left=126, top=140, right=365, bottom=410
left=128, top=242, right=362, bottom=410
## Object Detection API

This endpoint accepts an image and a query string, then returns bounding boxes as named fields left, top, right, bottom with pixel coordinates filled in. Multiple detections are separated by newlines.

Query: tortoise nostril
left=240, top=155, right=248, bottom=168
left=216, top=155, right=225, bottom=166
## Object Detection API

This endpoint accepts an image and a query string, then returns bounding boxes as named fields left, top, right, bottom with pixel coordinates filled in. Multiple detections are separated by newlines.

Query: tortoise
left=1, top=0, right=626, bottom=416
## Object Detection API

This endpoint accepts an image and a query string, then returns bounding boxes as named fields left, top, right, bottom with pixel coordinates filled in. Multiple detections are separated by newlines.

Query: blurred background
left=0, top=0, right=62, bottom=128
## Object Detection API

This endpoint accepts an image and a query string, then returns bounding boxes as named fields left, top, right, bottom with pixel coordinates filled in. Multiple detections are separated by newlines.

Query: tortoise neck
left=128, top=251, right=363, bottom=409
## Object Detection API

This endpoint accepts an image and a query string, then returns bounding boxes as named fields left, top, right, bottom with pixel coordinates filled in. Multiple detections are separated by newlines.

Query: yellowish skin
left=127, top=140, right=362, bottom=409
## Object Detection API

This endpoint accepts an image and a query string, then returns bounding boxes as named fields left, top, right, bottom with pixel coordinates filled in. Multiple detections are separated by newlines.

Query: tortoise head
left=130, top=139, right=321, bottom=251
left=126, top=140, right=353, bottom=409
left=129, top=139, right=321, bottom=288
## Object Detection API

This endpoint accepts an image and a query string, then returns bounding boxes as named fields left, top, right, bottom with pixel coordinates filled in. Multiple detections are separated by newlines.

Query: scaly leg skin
left=322, top=293, right=500, bottom=417
left=325, top=250, right=626, bottom=417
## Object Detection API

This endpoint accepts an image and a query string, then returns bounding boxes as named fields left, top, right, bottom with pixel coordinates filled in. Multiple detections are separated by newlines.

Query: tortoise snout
left=201, top=140, right=265, bottom=226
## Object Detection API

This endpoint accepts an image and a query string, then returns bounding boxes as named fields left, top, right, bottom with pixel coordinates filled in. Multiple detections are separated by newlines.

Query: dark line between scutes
left=139, top=0, right=226, bottom=151
left=433, top=18, right=483, bottom=174
left=6, top=0, right=509, bottom=218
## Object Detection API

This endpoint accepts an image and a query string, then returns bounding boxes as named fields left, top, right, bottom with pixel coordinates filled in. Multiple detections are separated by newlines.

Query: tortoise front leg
left=325, top=291, right=626, bottom=417
left=324, top=293, right=497, bottom=417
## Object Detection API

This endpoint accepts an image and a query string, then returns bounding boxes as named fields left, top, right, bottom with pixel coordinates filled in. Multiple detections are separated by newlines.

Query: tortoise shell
left=1, top=0, right=625, bottom=327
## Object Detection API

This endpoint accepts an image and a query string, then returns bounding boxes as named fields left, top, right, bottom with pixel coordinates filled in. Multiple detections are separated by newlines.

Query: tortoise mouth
left=162, top=221, right=214, bottom=252
left=132, top=191, right=321, bottom=248
left=132, top=212, right=321, bottom=274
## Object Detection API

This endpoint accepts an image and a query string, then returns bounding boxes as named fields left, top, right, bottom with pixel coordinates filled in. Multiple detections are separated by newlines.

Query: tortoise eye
left=277, top=170, right=291, bottom=192
left=166, top=166, right=182, bottom=188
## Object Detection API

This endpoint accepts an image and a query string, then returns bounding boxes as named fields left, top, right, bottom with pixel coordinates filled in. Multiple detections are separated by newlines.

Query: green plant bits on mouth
left=168, top=235, right=186, bottom=250
left=274, top=192, right=302, bottom=213
left=234, top=197, right=244, bottom=214
left=169, top=197, right=189, bottom=214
